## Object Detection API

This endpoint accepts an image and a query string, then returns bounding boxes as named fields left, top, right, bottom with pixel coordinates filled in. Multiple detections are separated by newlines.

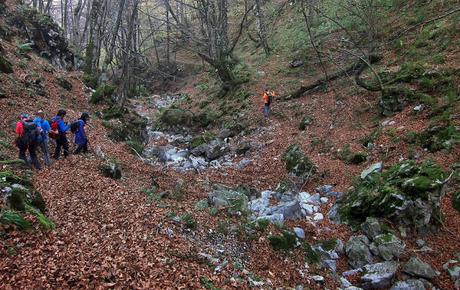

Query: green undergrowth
left=0, top=170, right=54, bottom=231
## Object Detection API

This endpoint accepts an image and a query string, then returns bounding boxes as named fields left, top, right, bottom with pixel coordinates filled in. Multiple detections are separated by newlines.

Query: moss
left=319, top=239, right=338, bottom=252
left=190, top=132, right=216, bottom=149
left=268, top=230, right=297, bottom=251
left=9, top=188, right=27, bottom=211
left=275, top=179, right=295, bottom=193
left=90, top=84, right=116, bottom=104
left=338, top=160, right=446, bottom=228
left=159, top=108, right=192, bottom=127
left=337, top=144, right=368, bottom=164
left=0, top=54, right=13, bottom=74
left=180, top=213, right=197, bottom=230
left=0, top=171, right=32, bottom=187
left=303, top=242, right=321, bottom=264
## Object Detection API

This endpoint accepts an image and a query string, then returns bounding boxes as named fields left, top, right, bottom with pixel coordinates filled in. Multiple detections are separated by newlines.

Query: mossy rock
left=56, top=76, right=72, bottom=91
left=337, top=160, right=446, bottom=232
left=0, top=54, right=13, bottom=74
left=190, top=132, right=216, bottom=149
left=268, top=230, right=297, bottom=251
left=31, top=191, right=46, bottom=213
left=159, top=108, right=193, bottom=127
left=9, top=188, right=28, bottom=211
left=452, top=191, right=460, bottom=213
left=99, top=161, right=122, bottom=179
left=283, top=144, right=317, bottom=178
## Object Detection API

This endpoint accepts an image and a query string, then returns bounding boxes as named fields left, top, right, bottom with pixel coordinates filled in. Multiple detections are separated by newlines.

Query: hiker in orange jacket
left=263, top=88, right=275, bottom=117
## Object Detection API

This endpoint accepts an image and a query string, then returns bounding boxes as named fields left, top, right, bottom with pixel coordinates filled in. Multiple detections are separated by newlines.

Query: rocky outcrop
left=12, top=6, right=80, bottom=69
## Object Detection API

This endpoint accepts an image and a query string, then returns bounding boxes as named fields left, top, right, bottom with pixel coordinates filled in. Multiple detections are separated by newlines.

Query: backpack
left=70, top=120, right=80, bottom=134
left=49, top=118, right=59, bottom=140
left=22, top=120, right=39, bottom=144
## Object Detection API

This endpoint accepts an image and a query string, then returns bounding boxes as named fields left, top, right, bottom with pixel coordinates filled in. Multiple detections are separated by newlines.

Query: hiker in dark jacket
left=74, top=112, right=90, bottom=154
left=51, top=109, right=70, bottom=159
left=15, top=113, right=41, bottom=169
left=33, top=110, right=51, bottom=166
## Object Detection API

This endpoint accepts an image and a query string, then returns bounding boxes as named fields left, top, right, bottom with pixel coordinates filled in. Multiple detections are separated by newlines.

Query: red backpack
left=49, top=118, right=60, bottom=139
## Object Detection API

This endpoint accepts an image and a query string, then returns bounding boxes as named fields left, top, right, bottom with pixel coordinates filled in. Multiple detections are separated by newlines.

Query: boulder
left=290, top=59, right=304, bottom=68
left=371, top=233, right=405, bottom=261
left=346, top=235, right=373, bottom=269
left=293, top=227, right=305, bottom=239
left=283, top=144, right=317, bottom=178
left=402, top=257, right=438, bottom=280
left=389, top=279, right=425, bottom=290
left=361, top=261, right=398, bottom=289
left=361, top=217, right=382, bottom=240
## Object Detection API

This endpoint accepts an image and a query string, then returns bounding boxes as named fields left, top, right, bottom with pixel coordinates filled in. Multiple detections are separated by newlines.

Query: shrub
left=268, top=230, right=297, bottom=251
left=180, top=213, right=197, bottom=230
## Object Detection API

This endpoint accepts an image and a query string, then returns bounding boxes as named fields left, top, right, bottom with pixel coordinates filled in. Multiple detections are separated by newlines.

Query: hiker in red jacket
left=15, top=113, right=41, bottom=169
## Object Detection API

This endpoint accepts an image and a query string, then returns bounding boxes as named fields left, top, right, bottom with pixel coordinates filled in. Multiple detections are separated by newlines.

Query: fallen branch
left=282, top=55, right=381, bottom=100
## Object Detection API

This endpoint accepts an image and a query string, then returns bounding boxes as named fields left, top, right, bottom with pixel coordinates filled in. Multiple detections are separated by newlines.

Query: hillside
left=1, top=0, right=460, bottom=289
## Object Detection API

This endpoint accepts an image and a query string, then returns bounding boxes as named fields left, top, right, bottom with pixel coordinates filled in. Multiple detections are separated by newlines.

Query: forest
left=0, top=0, right=459, bottom=288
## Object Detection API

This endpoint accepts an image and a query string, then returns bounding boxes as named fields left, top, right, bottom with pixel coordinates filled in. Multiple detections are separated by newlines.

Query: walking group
left=15, top=109, right=90, bottom=170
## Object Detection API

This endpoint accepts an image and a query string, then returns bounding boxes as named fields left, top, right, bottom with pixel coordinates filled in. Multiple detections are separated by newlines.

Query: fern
left=0, top=210, right=32, bottom=230
left=18, top=42, right=33, bottom=53
left=26, top=205, right=55, bottom=230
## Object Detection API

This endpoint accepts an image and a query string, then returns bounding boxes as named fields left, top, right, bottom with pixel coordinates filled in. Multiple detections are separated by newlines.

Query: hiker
left=263, top=88, right=275, bottom=117
left=73, top=112, right=90, bottom=154
left=33, top=110, right=51, bottom=166
left=15, top=113, right=41, bottom=169
left=50, top=109, right=70, bottom=159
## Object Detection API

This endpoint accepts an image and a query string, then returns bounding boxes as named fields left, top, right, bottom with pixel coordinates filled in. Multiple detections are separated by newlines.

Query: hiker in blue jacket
left=51, top=109, right=70, bottom=159
left=74, top=112, right=90, bottom=154
left=33, top=110, right=51, bottom=166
